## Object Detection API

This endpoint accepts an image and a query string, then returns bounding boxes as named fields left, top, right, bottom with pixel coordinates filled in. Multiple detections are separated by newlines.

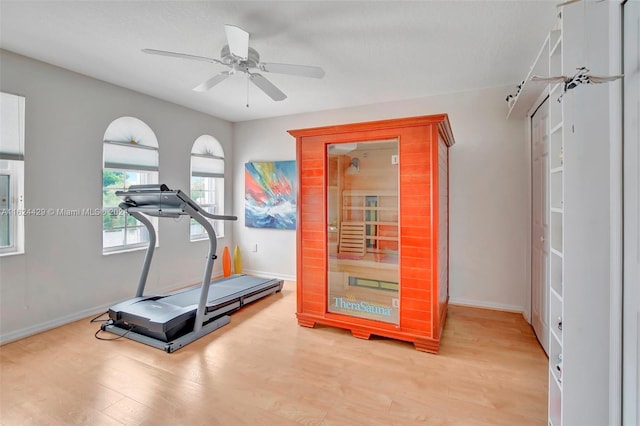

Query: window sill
left=190, top=235, right=225, bottom=242
left=102, top=245, right=156, bottom=256
left=0, top=249, right=25, bottom=258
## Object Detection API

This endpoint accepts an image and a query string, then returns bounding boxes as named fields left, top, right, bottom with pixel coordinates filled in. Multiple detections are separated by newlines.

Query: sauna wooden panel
left=290, top=114, right=455, bottom=353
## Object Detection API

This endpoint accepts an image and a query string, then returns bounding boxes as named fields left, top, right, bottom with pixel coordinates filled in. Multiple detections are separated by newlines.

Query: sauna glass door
left=326, top=139, right=399, bottom=324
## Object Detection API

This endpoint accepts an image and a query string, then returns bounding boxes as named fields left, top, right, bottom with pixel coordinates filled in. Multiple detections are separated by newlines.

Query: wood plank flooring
left=0, top=282, right=548, bottom=425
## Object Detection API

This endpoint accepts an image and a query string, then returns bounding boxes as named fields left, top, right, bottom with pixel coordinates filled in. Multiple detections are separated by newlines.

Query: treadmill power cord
left=94, top=326, right=133, bottom=341
left=90, top=311, right=134, bottom=341
left=90, top=311, right=110, bottom=323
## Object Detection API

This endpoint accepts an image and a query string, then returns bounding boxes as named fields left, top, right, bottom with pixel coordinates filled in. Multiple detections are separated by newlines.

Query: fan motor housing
left=221, top=45, right=260, bottom=68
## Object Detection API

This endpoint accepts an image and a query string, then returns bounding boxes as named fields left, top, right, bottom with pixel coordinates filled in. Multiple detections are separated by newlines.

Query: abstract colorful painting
left=245, top=161, right=297, bottom=229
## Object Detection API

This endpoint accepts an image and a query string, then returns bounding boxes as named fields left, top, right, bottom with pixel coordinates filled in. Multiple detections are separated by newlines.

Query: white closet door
left=531, top=98, right=550, bottom=355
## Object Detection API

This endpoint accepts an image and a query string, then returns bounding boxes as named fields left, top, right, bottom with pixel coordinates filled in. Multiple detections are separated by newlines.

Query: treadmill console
left=117, top=184, right=184, bottom=212
left=116, top=184, right=237, bottom=221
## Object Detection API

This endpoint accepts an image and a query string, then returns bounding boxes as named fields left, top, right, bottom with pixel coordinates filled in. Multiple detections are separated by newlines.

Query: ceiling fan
left=142, top=24, right=325, bottom=103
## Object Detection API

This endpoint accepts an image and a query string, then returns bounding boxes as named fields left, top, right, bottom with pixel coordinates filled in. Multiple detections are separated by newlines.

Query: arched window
left=102, top=117, right=159, bottom=253
left=190, top=135, right=224, bottom=240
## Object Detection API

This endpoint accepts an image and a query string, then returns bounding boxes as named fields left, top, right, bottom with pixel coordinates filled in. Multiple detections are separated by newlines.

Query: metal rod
left=103, top=139, right=159, bottom=151
left=190, top=153, right=225, bottom=160
left=185, top=203, right=218, bottom=333
left=126, top=209, right=157, bottom=298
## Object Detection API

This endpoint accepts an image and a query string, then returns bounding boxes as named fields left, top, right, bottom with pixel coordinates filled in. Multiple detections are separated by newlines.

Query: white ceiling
left=0, top=1, right=558, bottom=123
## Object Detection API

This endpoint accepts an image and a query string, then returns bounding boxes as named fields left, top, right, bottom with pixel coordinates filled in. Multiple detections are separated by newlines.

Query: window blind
left=0, top=92, right=25, bottom=161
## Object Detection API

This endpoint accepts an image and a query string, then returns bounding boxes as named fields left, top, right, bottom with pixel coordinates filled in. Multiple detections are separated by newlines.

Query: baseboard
left=449, top=297, right=524, bottom=314
left=0, top=302, right=115, bottom=345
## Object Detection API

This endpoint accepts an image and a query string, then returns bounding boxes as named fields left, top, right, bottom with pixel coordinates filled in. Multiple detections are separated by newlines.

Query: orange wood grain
left=401, top=298, right=431, bottom=312
left=401, top=246, right=432, bottom=259
left=301, top=299, right=324, bottom=314
left=401, top=274, right=429, bottom=289
left=400, top=215, right=432, bottom=228
left=430, top=125, right=441, bottom=338
left=399, top=317, right=432, bottom=333
left=401, top=194, right=432, bottom=208
left=402, top=266, right=433, bottom=280
left=400, top=236, right=432, bottom=248
left=290, top=114, right=455, bottom=353
left=288, top=114, right=451, bottom=138
left=399, top=256, right=430, bottom=270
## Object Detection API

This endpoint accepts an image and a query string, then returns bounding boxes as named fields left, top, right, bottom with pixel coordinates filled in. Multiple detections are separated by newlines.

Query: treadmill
left=101, top=184, right=284, bottom=352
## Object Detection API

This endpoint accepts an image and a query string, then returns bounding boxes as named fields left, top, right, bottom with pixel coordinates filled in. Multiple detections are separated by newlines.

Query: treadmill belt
left=162, top=275, right=278, bottom=308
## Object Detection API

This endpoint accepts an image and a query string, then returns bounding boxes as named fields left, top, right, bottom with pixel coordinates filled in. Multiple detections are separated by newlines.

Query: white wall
left=233, top=86, right=530, bottom=312
left=0, top=49, right=532, bottom=343
left=0, top=50, right=235, bottom=343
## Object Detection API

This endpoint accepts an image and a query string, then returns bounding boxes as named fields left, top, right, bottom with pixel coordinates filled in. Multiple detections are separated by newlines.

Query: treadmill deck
left=164, top=274, right=280, bottom=309
left=107, top=274, right=283, bottom=345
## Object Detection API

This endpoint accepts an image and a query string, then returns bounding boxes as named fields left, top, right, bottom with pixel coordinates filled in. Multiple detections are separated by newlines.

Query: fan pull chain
left=246, top=73, right=250, bottom=108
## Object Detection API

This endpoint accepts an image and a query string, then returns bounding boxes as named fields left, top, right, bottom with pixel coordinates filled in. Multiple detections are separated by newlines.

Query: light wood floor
left=1, top=282, right=548, bottom=425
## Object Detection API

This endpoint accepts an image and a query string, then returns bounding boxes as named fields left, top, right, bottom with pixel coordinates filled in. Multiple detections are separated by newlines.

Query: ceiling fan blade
left=224, top=24, right=249, bottom=59
left=142, top=48, right=222, bottom=64
left=193, top=71, right=232, bottom=92
left=250, top=73, right=287, bottom=101
left=259, top=62, right=325, bottom=79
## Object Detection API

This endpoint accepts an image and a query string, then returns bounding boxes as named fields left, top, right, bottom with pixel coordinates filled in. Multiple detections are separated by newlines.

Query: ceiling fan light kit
left=143, top=24, right=325, bottom=103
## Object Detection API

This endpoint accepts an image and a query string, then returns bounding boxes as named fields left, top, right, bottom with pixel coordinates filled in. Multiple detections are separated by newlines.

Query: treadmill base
left=102, top=315, right=231, bottom=353
left=102, top=275, right=284, bottom=352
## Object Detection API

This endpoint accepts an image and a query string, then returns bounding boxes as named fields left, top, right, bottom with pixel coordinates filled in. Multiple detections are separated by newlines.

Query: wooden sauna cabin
left=288, top=115, right=455, bottom=353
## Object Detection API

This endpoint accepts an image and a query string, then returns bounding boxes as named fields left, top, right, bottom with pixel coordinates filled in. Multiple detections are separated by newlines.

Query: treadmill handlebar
left=122, top=205, right=182, bottom=218
left=126, top=184, right=171, bottom=192
left=200, top=211, right=237, bottom=221
left=116, top=184, right=237, bottom=221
